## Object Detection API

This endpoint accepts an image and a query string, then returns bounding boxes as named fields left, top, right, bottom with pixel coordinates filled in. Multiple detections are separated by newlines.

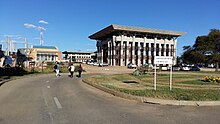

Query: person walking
left=78, top=64, right=83, bottom=78
left=68, top=63, right=75, bottom=78
left=54, top=62, right=61, bottom=77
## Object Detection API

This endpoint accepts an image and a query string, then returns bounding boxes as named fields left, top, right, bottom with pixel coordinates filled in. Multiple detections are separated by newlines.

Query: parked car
left=98, top=63, right=109, bottom=67
left=127, top=63, right=137, bottom=69
left=208, top=64, right=215, bottom=68
left=161, top=66, right=168, bottom=71
left=180, top=66, right=190, bottom=71
left=93, top=62, right=99, bottom=66
left=87, top=62, right=94, bottom=65
left=172, top=65, right=181, bottom=71
left=190, top=66, right=200, bottom=71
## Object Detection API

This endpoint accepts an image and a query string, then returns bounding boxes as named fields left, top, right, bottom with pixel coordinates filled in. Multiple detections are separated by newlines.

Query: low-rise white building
left=63, top=51, right=93, bottom=63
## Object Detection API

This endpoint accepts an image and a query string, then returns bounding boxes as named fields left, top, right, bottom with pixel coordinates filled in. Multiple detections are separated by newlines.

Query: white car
left=127, top=63, right=137, bottom=69
left=181, top=66, right=190, bottom=71
left=87, top=62, right=94, bottom=65
left=93, top=62, right=99, bottom=66
left=161, top=66, right=168, bottom=71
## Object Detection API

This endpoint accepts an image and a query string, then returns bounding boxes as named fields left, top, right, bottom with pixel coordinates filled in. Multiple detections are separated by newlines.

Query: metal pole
left=154, top=37, right=157, bottom=91
left=154, top=64, right=156, bottom=90
left=170, top=65, right=172, bottom=91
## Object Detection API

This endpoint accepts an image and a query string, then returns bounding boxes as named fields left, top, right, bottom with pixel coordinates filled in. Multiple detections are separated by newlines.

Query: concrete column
left=126, top=41, right=129, bottom=66
left=148, top=42, right=151, bottom=64
left=159, top=43, right=162, bottom=56
left=97, top=45, right=100, bottom=63
left=137, top=41, right=141, bottom=66
left=108, top=41, right=111, bottom=65
left=120, top=35, right=124, bottom=66
left=143, top=37, right=146, bottom=65
left=132, top=36, right=135, bottom=64
left=120, top=41, right=123, bottom=66
left=167, top=44, right=170, bottom=56
left=101, top=48, right=103, bottom=64
left=164, top=39, right=166, bottom=56
left=109, top=41, right=112, bottom=66
left=112, top=36, right=116, bottom=66
left=154, top=37, right=157, bottom=59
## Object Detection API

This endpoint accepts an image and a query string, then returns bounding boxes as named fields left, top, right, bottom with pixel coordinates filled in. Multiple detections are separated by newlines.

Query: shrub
left=204, top=76, right=220, bottom=83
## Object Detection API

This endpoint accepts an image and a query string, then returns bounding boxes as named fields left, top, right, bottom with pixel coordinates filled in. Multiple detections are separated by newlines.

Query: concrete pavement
left=1, top=73, right=220, bottom=124
left=1, top=64, right=220, bottom=106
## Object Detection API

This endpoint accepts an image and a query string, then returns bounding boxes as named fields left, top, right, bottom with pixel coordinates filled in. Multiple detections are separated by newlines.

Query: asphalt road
left=0, top=73, right=220, bottom=124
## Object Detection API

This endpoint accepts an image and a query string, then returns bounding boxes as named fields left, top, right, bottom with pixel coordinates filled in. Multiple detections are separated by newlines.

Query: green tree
left=182, top=29, right=220, bottom=71
left=207, top=29, right=220, bottom=71
left=182, top=46, right=205, bottom=64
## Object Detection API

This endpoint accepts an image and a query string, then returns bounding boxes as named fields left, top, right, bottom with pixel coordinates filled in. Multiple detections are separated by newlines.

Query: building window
left=166, top=44, right=169, bottom=56
left=161, top=44, right=164, bottom=56
left=156, top=44, right=159, bottom=56
left=146, top=43, right=149, bottom=57
left=171, top=45, right=174, bottom=56
left=151, top=43, right=154, bottom=56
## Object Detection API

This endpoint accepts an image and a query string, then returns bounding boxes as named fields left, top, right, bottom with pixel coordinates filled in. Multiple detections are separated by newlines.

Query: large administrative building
left=89, top=24, right=185, bottom=66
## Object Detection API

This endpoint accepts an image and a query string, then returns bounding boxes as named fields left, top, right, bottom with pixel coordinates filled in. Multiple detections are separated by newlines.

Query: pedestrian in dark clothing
left=78, top=64, right=83, bottom=78
left=54, top=62, right=61, bottom=77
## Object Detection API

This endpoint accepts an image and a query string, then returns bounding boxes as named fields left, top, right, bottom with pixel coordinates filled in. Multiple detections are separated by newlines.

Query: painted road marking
left=46, top=81, right=49, bottom=83
left=41, top=88, right=49, bottom=107
left=54, top=97, right=62, bottom=109
left=47, top=86, right=50, bottom=89
left=48, top=112, right=55, bottom=124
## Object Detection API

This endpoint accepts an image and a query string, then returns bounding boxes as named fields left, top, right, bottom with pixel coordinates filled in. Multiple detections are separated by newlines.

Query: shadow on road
left=0, top=67, right=35, bottom=86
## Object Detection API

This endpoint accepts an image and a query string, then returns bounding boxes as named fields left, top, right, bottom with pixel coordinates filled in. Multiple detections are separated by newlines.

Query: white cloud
left=37, top=26, right=46, bottom=31
left=86, top=49, right=96, bottom=52
left=15, top=36, right=24, bottom=40
left=24, top=23, right=36, bottom=28
left=4, top=34, right=20, bottom=37
left=39, top=20, right=48, bottom=24
left=87, top=43, right=94, bottom=46
left=34, top=37, right=40, bottom=40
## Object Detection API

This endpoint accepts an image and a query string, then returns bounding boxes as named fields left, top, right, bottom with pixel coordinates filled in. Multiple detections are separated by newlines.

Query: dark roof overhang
left=89, top=24, right=186, bottom=40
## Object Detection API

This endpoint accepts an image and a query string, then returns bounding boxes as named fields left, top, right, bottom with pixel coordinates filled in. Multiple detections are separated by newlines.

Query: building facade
left=89, top=24, right=185, bottom=66
left=29, top=45, right=62, bottom=62
left=62, top=51, right=92, bottom=63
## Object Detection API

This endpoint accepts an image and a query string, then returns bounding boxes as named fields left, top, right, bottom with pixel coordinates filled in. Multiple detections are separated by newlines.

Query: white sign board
left=153, top=56, right=174, bottom=91
left=154, top=56, right=173, bottom=64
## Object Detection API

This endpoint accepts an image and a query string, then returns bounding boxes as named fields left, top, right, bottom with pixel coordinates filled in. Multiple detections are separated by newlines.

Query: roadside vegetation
left=181, top=29, right=220, bottom=72
left=83, top=71, right=220, bottom=101
left=0, top=62, right=82, bottom=82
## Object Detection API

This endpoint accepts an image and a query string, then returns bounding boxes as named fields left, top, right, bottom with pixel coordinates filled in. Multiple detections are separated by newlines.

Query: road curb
left=0, top=73, right=55, bottom=87
left=82, top=79, right=220, bottom=106
left=0, top=79, right=13, bottom=86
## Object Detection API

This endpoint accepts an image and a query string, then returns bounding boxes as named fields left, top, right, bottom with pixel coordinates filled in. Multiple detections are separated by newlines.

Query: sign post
left=170, top=65, right=172, bottom=91
left=154, top=63, right=156, bottom=90
left=154, top=56, right=173, bottom=91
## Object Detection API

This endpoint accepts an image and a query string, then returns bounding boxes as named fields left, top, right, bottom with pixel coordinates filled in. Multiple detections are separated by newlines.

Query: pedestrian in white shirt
left=68, top=63, right=75, bottom=78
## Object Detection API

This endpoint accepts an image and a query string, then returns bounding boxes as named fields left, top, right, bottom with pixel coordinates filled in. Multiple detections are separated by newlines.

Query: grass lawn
left=83, top=71, right=220, bottom=101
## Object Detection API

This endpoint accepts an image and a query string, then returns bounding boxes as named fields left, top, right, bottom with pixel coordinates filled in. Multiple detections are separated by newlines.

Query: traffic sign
left=154, top=56, right=173, bottom=64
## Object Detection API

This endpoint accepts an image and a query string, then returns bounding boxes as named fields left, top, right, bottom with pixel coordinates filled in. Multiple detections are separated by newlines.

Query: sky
left=0, top=0, right=219, bottom=56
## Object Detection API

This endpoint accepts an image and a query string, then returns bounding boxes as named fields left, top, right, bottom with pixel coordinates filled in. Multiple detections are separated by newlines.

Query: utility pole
left=40, top=31, right=43, bottom=46
left=6, top=36, right=10, bottom=56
